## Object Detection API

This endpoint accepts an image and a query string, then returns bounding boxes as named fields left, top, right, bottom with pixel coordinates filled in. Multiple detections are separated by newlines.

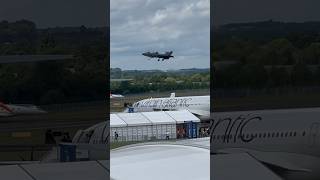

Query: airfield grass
left=213, top=92, right=320, bottom=111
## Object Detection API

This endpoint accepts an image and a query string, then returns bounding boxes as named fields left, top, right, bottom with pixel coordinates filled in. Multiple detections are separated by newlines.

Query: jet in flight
left=142, top=51, right=174, bottom=61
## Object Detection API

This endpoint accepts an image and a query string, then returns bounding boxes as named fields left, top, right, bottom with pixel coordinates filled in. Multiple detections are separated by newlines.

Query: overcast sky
left=110, top=0, right=210, bottom=70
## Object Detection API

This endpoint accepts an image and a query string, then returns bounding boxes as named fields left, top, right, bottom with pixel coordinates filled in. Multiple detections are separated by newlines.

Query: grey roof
left=141, top=111, right=176, bottom=125
left=110, top=110, right=200, bottom=127
left=110, top=114, right=127, bottom=127
left=116, top=113, right=152, bottom=126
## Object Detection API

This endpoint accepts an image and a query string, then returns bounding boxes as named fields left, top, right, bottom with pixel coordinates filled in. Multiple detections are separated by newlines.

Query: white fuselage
left=132, top=95, right=210, bottom=116
left=110, top=94, right=124, bottom=98
left=0, top=104, right=46, bottom=117
left=72, top=106, right=320, bottom=179
left=211, top=108, right=320, bottom=180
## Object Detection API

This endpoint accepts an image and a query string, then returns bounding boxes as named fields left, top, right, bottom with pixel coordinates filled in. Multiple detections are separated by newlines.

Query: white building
left=110, top=110, right=200, bottom=142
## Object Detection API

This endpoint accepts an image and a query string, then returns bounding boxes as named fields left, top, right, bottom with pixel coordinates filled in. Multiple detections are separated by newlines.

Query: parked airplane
left=0, top=102, right=46, bottom=117
left=129, top=93, right=210, bottom=117
left=0, top=55, right=71, bottom=117
left=73, top=107, right=320, bottom=179
left=110, top=93, right=124, bottom=99
left=142, top=51, right=174, bottom=61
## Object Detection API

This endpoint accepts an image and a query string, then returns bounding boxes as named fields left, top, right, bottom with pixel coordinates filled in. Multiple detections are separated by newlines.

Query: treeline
left=0, top=20, right=107, bottom=104
left=213, top=20, right=320, bottom=89
left=111, top=68, right=210, bottom=94
left=214, top=63, right=320, bottom=89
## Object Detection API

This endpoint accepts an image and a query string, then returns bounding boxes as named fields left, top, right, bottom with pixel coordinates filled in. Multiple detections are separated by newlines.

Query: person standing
left=114, top=131, right=119, bottom=141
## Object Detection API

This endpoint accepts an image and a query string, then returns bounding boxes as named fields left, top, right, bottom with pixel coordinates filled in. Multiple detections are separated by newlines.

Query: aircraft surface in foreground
left=74, top=107, right=320, bottom=180
left=211, top=108, right=320, bottom=180
left=142, top=51, right=174, bottom=61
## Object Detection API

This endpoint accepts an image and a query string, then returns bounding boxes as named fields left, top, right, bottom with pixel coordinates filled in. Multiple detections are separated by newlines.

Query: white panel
left=142, top=111, right=176, bottom=125
left=127, top=127, right=133, bottom=141
left=117, top=113, right=152, bottom=126
left=122, top=128, right=128, bottom=142
left=137, top=127, right=143, bottom=141
left=110, top=114, right=127, bottom=127
left=165, top=110, right=200, bottom=123
left=132, top=127, right=138, bottom=141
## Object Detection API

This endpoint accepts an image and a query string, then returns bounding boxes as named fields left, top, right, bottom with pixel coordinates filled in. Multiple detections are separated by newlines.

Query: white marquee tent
left=110, top=110, right=200, bottom=142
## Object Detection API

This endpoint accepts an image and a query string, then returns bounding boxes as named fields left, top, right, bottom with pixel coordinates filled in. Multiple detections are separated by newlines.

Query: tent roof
left=142, top=111, right=176, bottom=124
left=110, top=114, right=127, bottom=127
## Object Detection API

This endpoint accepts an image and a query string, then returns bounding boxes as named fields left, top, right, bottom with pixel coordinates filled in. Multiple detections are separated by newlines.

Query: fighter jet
left=142, top=51, right=174, bottom=61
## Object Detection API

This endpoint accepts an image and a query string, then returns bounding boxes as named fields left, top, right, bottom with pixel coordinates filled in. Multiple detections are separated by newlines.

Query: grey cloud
left=111, top=0, right=210, bottom=70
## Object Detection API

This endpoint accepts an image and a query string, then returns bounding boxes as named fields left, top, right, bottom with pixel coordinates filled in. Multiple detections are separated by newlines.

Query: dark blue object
left=59, top=144, right=76, bottom=162
left=128, top=107, right=134, bottom=113
left=192, top=122, right=197, bottom=138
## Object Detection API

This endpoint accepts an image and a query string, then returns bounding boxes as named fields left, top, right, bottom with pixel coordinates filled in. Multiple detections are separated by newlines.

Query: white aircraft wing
left=188, top=109, right=210, bottom=117
left=212, top=153, right=283, bottom=180
left=217, top=148, right=312, bottom=172
left=111, top=139, right=209, bottom=180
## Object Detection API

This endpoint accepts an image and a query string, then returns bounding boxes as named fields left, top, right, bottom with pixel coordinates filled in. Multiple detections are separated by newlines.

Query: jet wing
left=212, top=153, right=283, bottom=180
left=187, top=109, right=210, bottom=117
left=217, top=148, right=312, bottom=172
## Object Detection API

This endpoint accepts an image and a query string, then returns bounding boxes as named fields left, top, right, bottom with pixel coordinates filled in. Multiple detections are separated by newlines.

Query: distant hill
left=214, top=20, right=320, bottom=42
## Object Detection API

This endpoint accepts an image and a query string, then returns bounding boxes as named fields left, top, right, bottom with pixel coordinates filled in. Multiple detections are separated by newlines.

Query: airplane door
left=309, top=123, right=320, bottom=147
